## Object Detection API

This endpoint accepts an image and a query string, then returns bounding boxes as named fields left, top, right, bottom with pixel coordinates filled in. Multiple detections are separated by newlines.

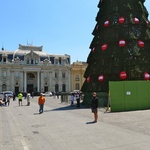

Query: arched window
left=27, top=59, right=29, bottom=64
left=2, top=84, right=6, bottom=91
left=55, top=72, right=58, bottom=78
left=62, top=72, right=65, bottom=78
left=55, top=84, right=59, bottom=92
left=27, top=73, right=35, bottom=79
left=75, top=83, right=80, bottom=90
left=62, top=84, right=66, bottom=92
left=75, top=75, right=79, bottom=81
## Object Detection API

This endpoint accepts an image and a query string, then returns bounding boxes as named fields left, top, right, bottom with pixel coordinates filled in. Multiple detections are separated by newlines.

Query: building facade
left=0, top=44, right=71, bottom=94
left=71, top=61, right=88, bottom=92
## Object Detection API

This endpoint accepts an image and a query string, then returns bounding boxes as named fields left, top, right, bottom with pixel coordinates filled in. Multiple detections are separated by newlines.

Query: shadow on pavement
left=44, top=104, right=89, bottom=112
left=86, top=121, right=97, bottom=124
left=34, top=113, right=40, bottom=115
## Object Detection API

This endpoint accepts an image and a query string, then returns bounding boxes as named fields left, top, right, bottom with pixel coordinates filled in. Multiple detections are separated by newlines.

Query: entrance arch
left=27, top=72, right=37, bottom=93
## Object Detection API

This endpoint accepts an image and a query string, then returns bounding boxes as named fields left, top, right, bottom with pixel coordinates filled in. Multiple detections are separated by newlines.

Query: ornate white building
left=0, top=44, right=71, bottom=94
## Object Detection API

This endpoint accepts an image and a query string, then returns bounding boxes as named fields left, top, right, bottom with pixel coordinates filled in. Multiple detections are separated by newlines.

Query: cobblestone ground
left=0, top=96, right=150, bottom=150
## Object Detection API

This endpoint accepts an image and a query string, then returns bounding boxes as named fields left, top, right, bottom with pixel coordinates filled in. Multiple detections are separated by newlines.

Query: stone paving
left=0, top=96, right=150, bottom=150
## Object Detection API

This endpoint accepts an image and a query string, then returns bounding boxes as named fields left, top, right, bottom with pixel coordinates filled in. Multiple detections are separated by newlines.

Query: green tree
left=82, top=0, right=150, bottom=92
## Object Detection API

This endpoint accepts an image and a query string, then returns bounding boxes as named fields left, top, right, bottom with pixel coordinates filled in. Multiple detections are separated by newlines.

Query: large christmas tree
left=81, top=0, right=150, bottom=92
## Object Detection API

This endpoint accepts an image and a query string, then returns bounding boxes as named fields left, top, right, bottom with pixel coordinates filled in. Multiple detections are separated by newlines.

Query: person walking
left=13, top=93, right=16, bottom=101
left=6, top=96, right=10, bottom=106
left=76, top=92, right=80, bottom=108
left=91, top=92, right=98, bottom=123
left=26, top=92, right=31, bottom=106
left=71, top=93, right=74, bottom=106
left=32, top=92, right=34, bottom=98
left=38, top=93, right=45, bottom=114
left=3, top=93, right=7, bottom=106
left=18, top=92, right=23, bottom=106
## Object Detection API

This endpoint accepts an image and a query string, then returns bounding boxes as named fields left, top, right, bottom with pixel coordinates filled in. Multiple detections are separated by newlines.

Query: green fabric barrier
left=109, top=81, right=150, bottom=112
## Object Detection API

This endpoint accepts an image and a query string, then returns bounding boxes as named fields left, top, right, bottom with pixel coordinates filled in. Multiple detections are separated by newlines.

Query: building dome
left=13, top=44, right=49, bottom=60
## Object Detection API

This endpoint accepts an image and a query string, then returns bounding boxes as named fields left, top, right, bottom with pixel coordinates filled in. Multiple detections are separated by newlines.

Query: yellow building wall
left=71, top=61, right=88, bottom=92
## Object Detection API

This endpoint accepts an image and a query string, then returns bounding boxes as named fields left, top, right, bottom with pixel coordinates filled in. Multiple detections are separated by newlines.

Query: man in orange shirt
left=38, top=93, right=45, bottom=114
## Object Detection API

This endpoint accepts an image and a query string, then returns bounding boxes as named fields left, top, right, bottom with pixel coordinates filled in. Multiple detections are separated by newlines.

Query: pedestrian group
left=0, top=90, right=99, bottom=123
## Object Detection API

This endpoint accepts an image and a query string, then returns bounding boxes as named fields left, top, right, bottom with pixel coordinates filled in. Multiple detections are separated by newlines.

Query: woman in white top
left=26, top=92, right=31, bottom=106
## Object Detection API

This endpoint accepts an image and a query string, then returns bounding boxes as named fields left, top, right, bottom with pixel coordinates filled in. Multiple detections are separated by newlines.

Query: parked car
left=71, top=90, right=81, bottom=94
left=0, top=93, right=4, bottom=99
left=43, top=92, right=52, bottom=97
left=0, top=91, right=14, bottom=98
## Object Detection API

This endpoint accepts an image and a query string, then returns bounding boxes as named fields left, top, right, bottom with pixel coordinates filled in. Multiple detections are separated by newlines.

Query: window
left=55, top=60, right=59, bottom=65
left=27, top=73, right=35, bottom=79
left=27, top=59, right=29, bottom=64
left=35, top=59, right=38, bottom=64
left=3, top=70, right=7, bottom=78
left=75, top=75, right=79, bottom=81
left=59, top=57, right=61, bottom=64
left=44, top=73, right=48, bottom=79
left=75, top=83, right=80, bottom=90
left=62, top=72, right=65, bottom=78
left=3, top=57, right=6, bottom=62
left=55, top=84, right=59, bottom=92
left=2, top=84, right=6, bottom=91
left=55, top=72, right=58, bottom=78
left=61, top=60, right=65, bottom=65
left=31, top=59, right=33, bottom=64
left=62, top=84, right=66, bottom=92
left=15, top=72, right=19, bottom=79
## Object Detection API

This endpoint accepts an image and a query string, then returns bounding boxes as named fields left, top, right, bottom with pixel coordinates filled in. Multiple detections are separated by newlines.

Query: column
left=24, top=71, right=27, bottom=92
left=68, top=70, right=71, bottom=92
left=49, top=72, right=52, bottom=92
left=10, top=71, right=14, bottom=92
left=37, top=71, right=40, bottom=92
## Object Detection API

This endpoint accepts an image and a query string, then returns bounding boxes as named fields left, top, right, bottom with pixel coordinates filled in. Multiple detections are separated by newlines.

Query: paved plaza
left=1, top=96, right=150, bottom=150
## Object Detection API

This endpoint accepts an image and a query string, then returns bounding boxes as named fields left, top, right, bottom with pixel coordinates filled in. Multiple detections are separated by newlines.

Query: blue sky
left=0, top=0, right=150, bottom=63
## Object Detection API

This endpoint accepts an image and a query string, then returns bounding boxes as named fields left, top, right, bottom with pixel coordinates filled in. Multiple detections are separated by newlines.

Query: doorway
left=27, top=84, right=34, bottom=93
left=44, top=86, right=48, bottom=92
left=15, top=87, right=19, bottom=94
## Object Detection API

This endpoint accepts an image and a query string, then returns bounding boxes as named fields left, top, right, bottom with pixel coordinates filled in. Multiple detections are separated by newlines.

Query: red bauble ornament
left=101, top=44, right=108, bottom=50
left=92, top=47, right=96, bottom=52
left=120, top=71, right=127, bottom=79
left=98, top=74, right=104, bottom=82
left=138, top=40, right=144, bottom=48
left=87, top=76, right=91, bottom=83
left=119, top=17, right=125, bottom=24
left=104, top=20, right=110, bottom=27
left=119, top=40, right=126, bottom=47
left=133, top=17, right=139, bottom=24
left=144, top=72, right=150, bottom=80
